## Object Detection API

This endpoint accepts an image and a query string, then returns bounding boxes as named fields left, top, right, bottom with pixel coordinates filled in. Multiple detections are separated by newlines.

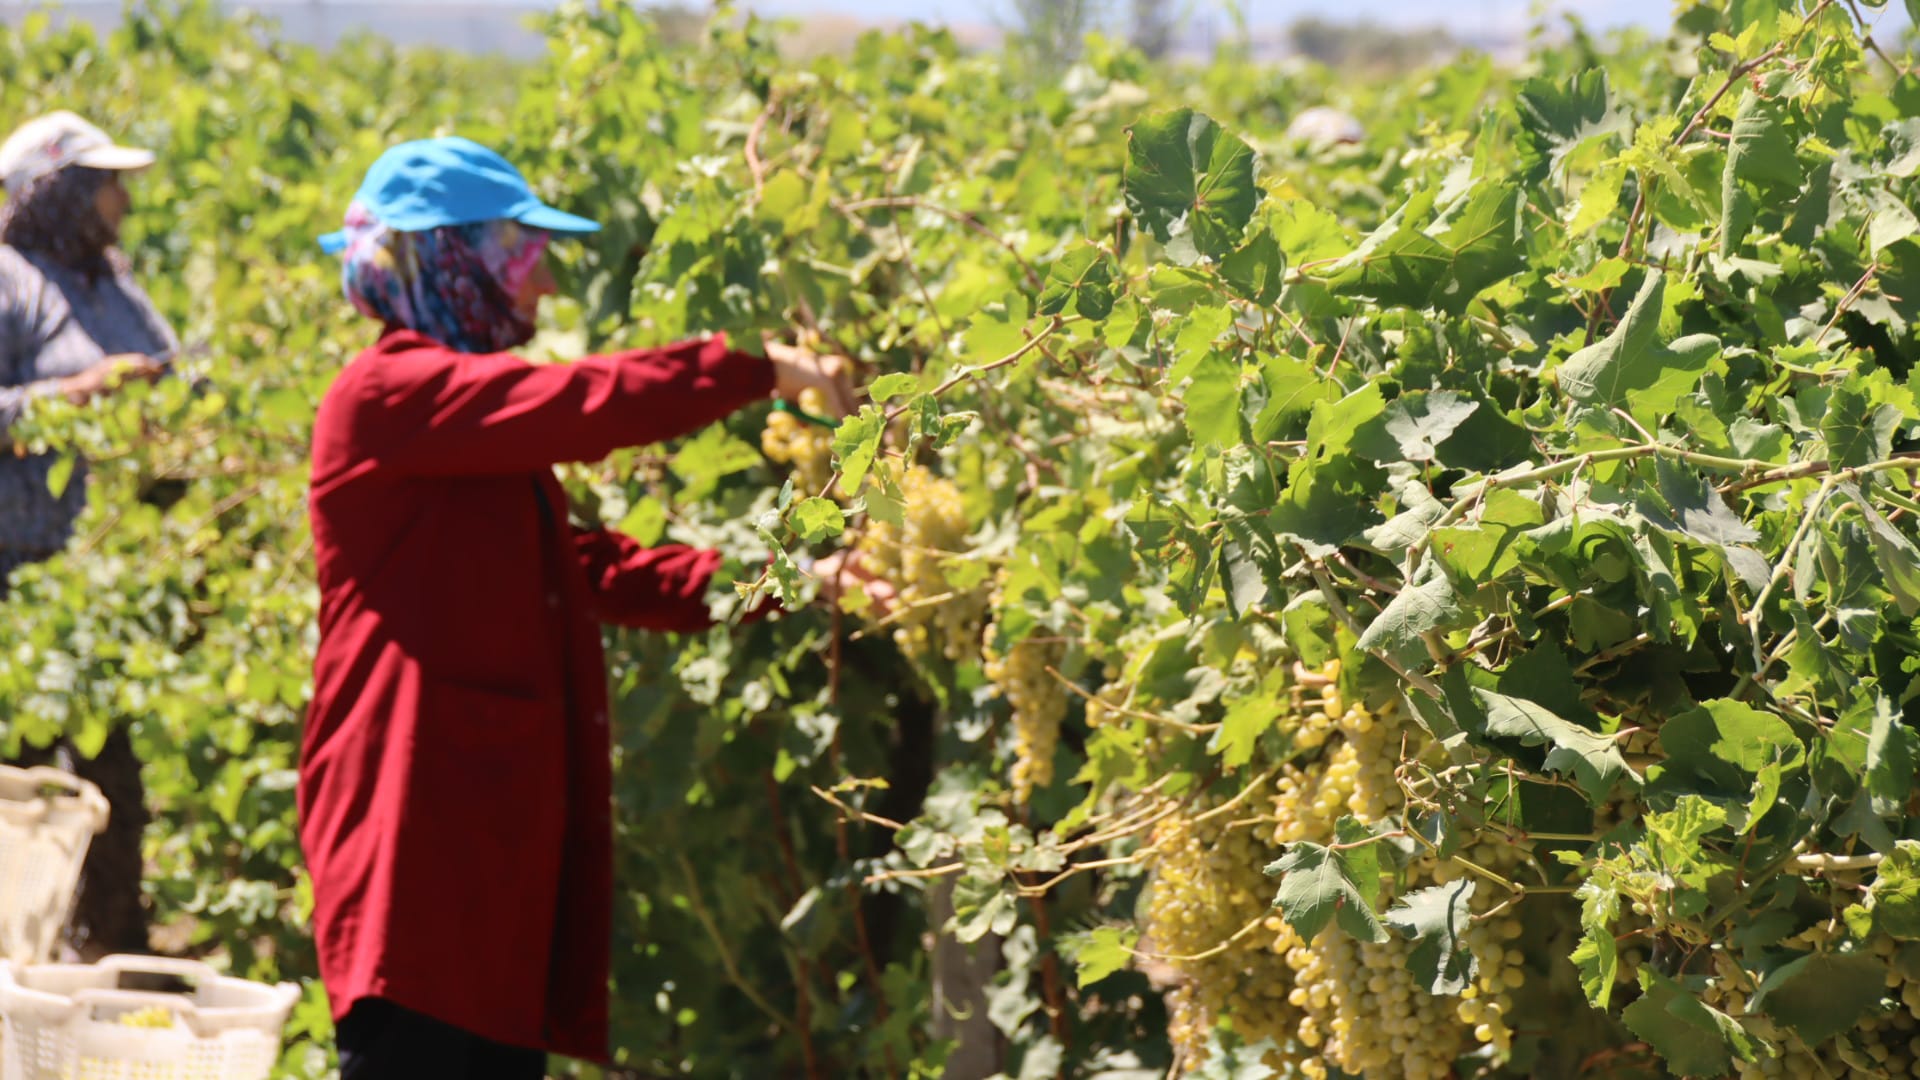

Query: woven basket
left=1, top=955, right=299, bottom=1080
left=0, top=767, right=109, bottom=968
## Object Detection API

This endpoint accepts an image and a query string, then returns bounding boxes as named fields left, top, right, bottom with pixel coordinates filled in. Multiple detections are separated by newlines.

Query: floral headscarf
left=0, top=165, right=123, bottom=279
left=337, top=202, right=550, bottom=354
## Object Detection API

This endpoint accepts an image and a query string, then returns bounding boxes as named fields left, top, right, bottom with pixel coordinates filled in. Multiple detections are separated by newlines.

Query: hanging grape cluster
left=985, top=634, right=1069, bottom=803
left=760, top=388, right=835, bottom=496
left=849, top=465, right=990, bottom=664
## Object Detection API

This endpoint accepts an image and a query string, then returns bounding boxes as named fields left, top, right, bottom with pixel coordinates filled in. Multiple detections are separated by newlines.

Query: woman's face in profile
left=92, top=171, right=130, bottom=239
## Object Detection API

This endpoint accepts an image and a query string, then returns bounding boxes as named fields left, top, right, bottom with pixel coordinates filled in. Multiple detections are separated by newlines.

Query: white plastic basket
left=0, top=955, right=299, bottom=1080
left=0, top=766, right=110, bottom=968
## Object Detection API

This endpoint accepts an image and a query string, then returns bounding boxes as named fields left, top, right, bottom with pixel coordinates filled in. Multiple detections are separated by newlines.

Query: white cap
left=0, top=111, right=155, bottom=197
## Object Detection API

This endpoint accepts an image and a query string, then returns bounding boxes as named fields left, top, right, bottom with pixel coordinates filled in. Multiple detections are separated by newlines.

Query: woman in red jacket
left=302, top=137, right=852, bottom=1078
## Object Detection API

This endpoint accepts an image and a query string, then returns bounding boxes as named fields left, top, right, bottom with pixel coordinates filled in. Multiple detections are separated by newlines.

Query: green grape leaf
left=866, top=372, right=922, bottom=403
left=1036, top=244, right=1116, bottom=321
left=1220, top=224, right=1286, bottom=304
left=1721, top=91, right=1802, bottom=253
left=1123, top=108, right=1261, bottom=264
left=1855, top=497, right=1920, bottom=617
left=1652, top=699, right=1803, bottom=797
left=792, top=497, right=845, bottom=542
left=616, top=497, right=668, bottom=546
left=1622, top=969, right=1758, bottom=1077
left=1067, top=925, right=1138, bottom=988
left=1751, top=952, right=1887, bottom=1046
left=1557, top=273, right=1719, bottom=425
left=1854, top=840, right=1920, bottom=939
left=1351, top=389, right=1481, bottom=464
left=831, top=406, right=886, bottom=497
left=1473, top=688, right=1638, bottom=798
left=1182, top=352, right=1243, bottom=450
left=1264, top=841, right=1388, bottom=944
left=1326, top=179, right=1526, bottom=314
left=1515, top=69, right=1631, bottom=176
left=1355, top=560, right=1464, bottom=662
left=1383, top=879, right=1478, bottom=996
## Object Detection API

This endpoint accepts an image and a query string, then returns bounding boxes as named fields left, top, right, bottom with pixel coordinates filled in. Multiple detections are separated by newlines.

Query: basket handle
left=96, top=954, right=220, bottom=992
left=71, top=987, right=208, bottom=1037
left=20, top=766, right=110, bottom=833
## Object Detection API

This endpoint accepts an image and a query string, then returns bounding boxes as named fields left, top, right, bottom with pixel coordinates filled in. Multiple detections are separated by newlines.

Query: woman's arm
left=347, top=335, right=777, bottom=478
left=571, top=527, right=730, bottom=632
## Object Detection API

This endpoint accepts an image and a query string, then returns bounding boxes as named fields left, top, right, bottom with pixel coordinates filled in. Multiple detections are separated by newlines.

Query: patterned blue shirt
left=0, top=245, right=177, bottom=562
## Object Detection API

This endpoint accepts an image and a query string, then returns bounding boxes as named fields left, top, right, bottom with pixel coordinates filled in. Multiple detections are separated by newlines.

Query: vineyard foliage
left=5, top=0, right=1920, bottom=1076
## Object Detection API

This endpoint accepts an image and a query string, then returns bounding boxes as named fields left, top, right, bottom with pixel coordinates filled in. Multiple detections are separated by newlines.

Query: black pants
left=337, top=999, right=546, bottom=1080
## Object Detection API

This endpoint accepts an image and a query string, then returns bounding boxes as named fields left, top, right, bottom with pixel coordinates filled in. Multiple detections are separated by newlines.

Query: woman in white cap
left=0, top=111, right=177, bottom=960
left=0, top=110, right=177, bottom=589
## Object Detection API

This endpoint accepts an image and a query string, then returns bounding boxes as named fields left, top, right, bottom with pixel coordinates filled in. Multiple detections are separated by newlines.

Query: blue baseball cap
left=318, top=136, right=600, bottom=253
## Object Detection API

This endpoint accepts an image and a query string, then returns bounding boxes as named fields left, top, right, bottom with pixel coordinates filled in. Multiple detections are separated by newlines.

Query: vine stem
left=823, top=566, right=900, bottom=1080
left=839, top=195, right=1045, bottom=290
left=884, top=316, right=1069, bottom=425
left=1746, top=475, right=1836, bottom=670
left=675, top=852, right=799, bottom=1036
left=1043, top=665, right=1217, bottom=734
left=764, top=775, right=825, bottom=1080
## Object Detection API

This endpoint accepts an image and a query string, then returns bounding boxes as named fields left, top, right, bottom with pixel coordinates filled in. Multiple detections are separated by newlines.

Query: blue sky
left=738, top=0, right=1678, bottom=35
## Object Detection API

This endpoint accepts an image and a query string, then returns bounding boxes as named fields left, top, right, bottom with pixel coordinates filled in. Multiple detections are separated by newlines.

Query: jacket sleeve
left=571, top=527, right=726, bottom=632
left=353, top=335, right=775, bottom=477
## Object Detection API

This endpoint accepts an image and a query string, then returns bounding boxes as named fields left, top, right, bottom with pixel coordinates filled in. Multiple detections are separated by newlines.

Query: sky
left=736, top=0, right=1679, bottom=37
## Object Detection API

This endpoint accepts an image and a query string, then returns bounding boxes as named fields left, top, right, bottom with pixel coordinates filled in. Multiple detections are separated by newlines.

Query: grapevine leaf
left=1573, top=877, right=1622, bottom=1007
left=1182, top=352, right=1243, bottom=450
left=1351, top=390, right=1481, bottom=464
left=1855, top=496, right=1920, bottom=616
left=1721, top=91, right=1801, bottom=254
left=1036, top=244, right=1116, bottom=321
left=1887, top=118, right=1920, bottom=178
left=1751, top=952, right=1887, bottom=1046
left=1326, top=178, right=1525, bottom=314
left=1652, top=699, right=1803, bottom=797
left=950, top=875, right=1019, bottom=944
left=1621, top=969, right=1753, bottom=1077
left=1218, top=517, right=1280, bottom=617
left=1263, top=841, right=1388, bottom=944
left=1220, top=224, right=1286, bottom=305
left=1253, top=353, right=1343, bottom=441
left=1212, top=673, right=1280, bottom=769
left=1123, top=108, right=1261, bottom=264
left=615, top=497, right=667, bottom=546
left=1383, top=879, right=1478, bottom=996
left=1515, top=69, right=1631, bottom=177
left=1066, top=926, right=1138, bottom=988
left=1865, top=693, right=1917, bottom=815
left=1473, top=688, right=1638, bottom=798
left=1355, top=560, right=1464, bottom=663
left=1270, top=456, right=1383, bottom=559
left=1820, top=382, right=1901, bottom=468
left=866, top=372, right=922, bottom=403
left=792, top=498, right=845, bottom=542
left=1852, top=840, right=1920, bottom=940
left=1556, top=273, right=1720, bottom=426
left=831, top=406, right=886, bottom=497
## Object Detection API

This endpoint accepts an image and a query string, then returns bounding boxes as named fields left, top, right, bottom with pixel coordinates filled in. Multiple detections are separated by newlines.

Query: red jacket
left=300, top=329, right=774, bottom=1059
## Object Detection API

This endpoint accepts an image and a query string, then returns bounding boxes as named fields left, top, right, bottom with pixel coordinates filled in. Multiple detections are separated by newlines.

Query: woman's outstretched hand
left=807, top=549, right=897, bottom=617
left=764, top=339, right=856, bottom=418
left=59, top=353, right=168, bottom=405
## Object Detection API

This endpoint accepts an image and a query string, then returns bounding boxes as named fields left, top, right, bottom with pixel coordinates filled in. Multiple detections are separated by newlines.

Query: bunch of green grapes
left=1083, top=680, right=1129, bottom=729
left=759, top=388, right=835, bottom=495
left=118, top=1005, right=176, bottom=1029
left=1143, top=804, right=1305, bottom=1073
left=984, top=635, right=1068, bottom=803
left=1721, top=926, right=1920, bottom=1078
left=1273, top=921, right=1464, bottom=1079
left=850, top=466, right=989, bottom=663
